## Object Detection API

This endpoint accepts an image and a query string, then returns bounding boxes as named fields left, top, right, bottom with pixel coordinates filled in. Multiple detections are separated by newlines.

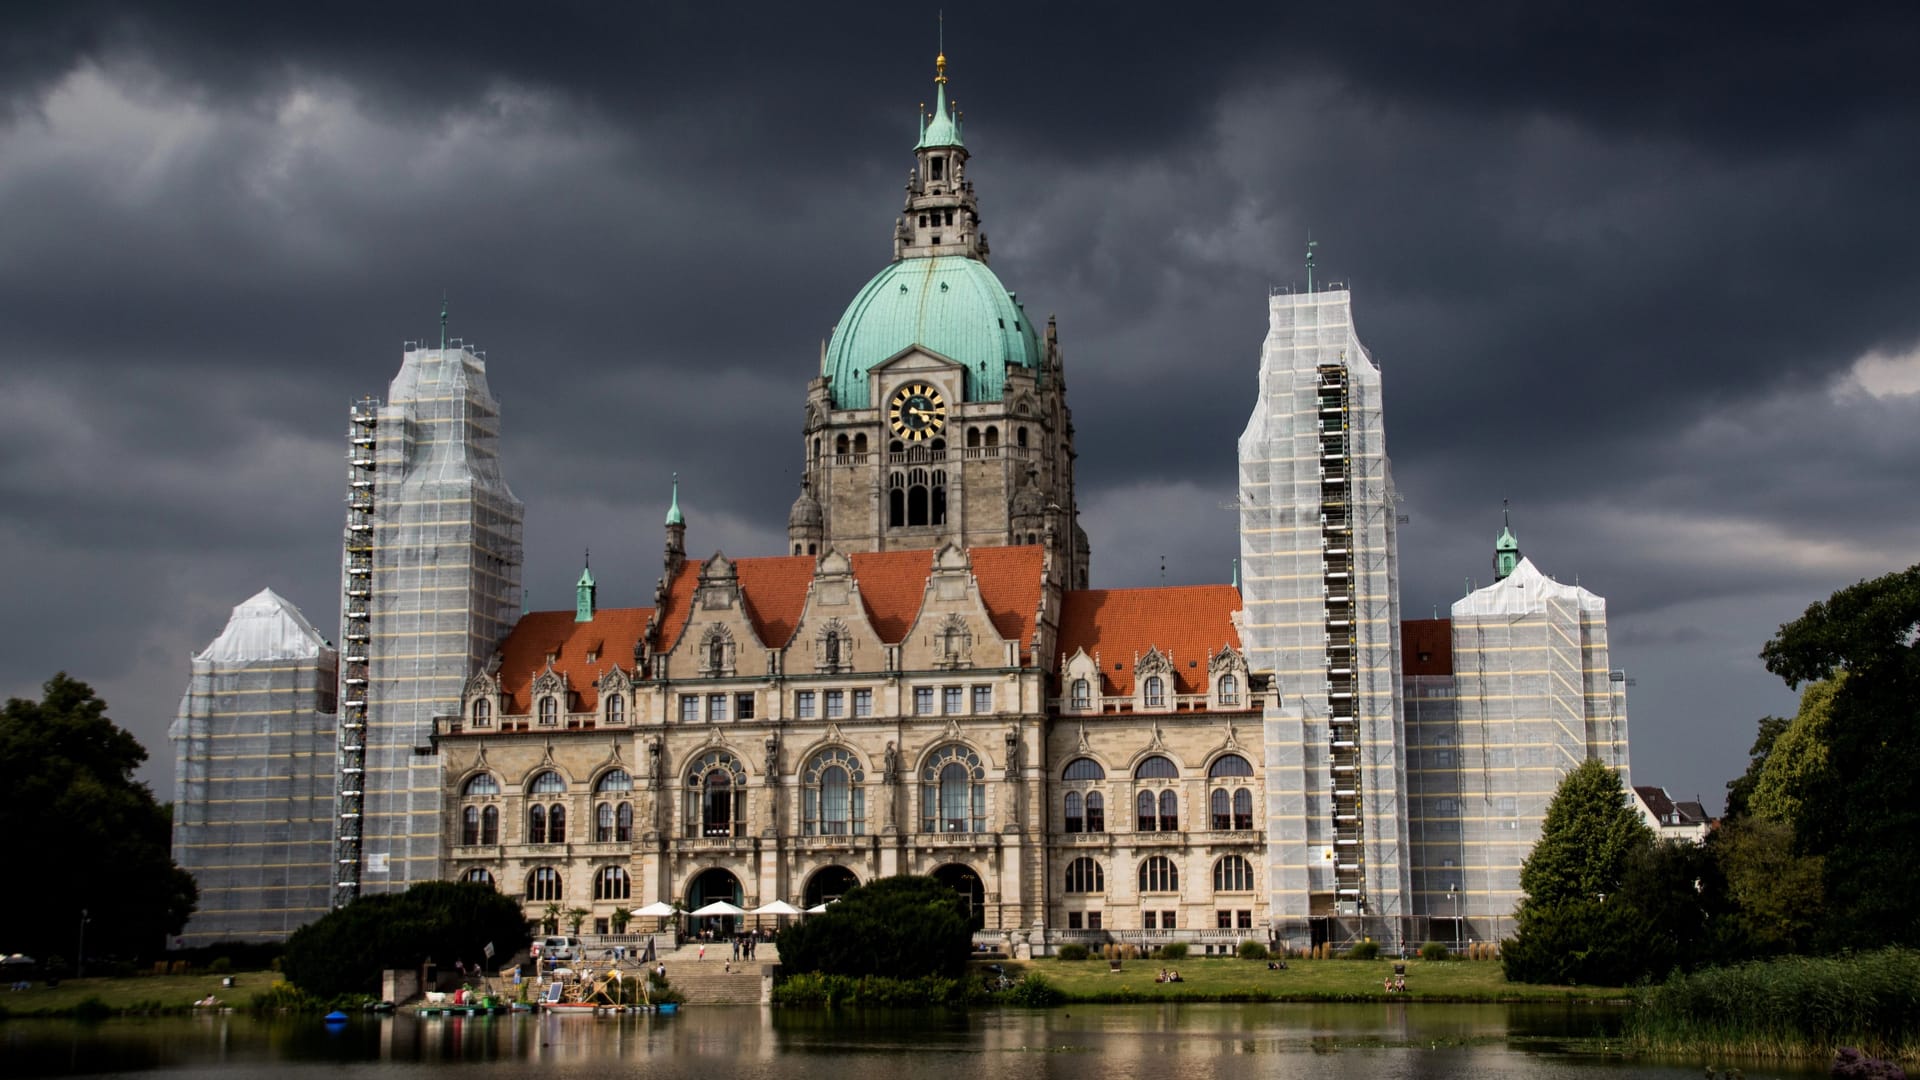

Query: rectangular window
left=1237, top=910, right=1252, bottom=930
left=795, top=691, right=816, bottom=719
left=708, top=693, right=728, bottom=722
left=1433, top=749, right=1453, bottom=767
left=1142, top=911, right=1157, bottom=930
left=1496, top=796, right=1518, bottom=815
left=972, top=685, right=993, bottom=714
left=1087, top=911, right=1102, bottom=930
left=944, top=686, right=963, bottom=715
left=1067, top=912, right=1083, bottom=930
left=914, top=687, right=935, bottom=716
left=1163, top=910, right=1177, bottom=930
left=853, top=688, right=873, bottom=717
left=1216, top=910, right=1233, bottom=929
left=825, top=689, right=845, bottom=718
left=595, top=917, right=609, bottom=935
left=735, top=692, right=755, bottom=721
left=679, top=695, right=699, bottom=723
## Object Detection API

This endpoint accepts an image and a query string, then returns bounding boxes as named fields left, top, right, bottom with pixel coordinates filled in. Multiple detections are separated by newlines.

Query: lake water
left=1, top=1003, right=1825, bottom=1078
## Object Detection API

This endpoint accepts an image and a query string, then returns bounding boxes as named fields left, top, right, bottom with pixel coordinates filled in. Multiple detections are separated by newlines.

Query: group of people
left=1153, top=968, right=1184, bottom=983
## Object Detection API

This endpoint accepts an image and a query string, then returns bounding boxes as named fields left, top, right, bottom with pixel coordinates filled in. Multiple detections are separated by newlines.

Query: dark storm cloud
left=3, top=1, right=1917, bottom=812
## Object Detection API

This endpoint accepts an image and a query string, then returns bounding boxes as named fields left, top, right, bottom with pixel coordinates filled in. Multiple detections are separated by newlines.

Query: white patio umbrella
left=751, top=900, right=802, bottom=916
left=630, top=902, right=676, bottom=918
left=804, top=903, right=830, bottom=914
left=690, top=900, right=747, bottom=917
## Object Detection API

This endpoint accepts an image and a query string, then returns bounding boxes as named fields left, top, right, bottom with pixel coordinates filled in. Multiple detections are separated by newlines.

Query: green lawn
left=992, top=956, right=1627, bottom=1003
left=0, top=970, right=282, bottom=1017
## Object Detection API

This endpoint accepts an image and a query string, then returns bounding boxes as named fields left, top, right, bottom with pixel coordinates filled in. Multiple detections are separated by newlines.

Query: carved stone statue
left=883, top=741, right=900, bottom=784
left=1004, top=727, right=1022, bottom=775
left=764, top=734, right=780, bottom=778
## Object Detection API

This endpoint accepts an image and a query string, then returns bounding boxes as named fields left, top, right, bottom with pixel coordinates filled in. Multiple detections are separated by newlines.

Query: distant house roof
left=1635, top=785, right=1709, bottom=826
left=1056, top=585, right=1244, bottom=696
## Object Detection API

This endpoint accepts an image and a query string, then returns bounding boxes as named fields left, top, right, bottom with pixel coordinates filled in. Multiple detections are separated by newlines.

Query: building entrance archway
left=688, top=867, right=744, bottom=936
left=803, top=865, right=859, bottom=909
left=931, top=863, right=985, bottom=930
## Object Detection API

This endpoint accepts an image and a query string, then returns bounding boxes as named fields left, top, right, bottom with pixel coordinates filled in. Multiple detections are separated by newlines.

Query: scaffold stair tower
left=1318, top=363, right=1365, bottom=912
left=334, top=396, right=378, bottom=908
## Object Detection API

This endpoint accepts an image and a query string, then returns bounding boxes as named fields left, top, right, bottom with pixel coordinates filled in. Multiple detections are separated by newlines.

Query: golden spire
left=935, top=51, right=947, bottom=84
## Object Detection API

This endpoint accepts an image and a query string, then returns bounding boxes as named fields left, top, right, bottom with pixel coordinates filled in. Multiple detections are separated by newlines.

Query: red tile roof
left=1056, top=585, right=1243, bottom=696
left=1401, top=618, right=1453, bottom=678
left=497, top=606, right=653, bottom=713
left=969, top=546, right=1047, bottom=646
left=846, top=549, right=935, bottom=642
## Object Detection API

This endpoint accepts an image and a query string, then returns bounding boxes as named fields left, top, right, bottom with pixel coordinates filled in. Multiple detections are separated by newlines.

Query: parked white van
left=531, top=935, right=582, bottom=963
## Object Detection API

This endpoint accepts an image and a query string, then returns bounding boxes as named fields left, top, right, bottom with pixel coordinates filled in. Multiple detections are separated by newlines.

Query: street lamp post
left=1446, top=886, right=1459, bottom=951
left=77, top=908, right=89, bottom=979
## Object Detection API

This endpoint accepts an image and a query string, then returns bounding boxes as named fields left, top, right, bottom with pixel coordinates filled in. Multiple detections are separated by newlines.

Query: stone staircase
left=655, top=942, right=777, bottom=1005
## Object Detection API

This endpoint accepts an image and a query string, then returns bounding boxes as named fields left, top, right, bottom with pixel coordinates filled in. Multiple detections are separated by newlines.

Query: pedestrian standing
left=698, top=943, right=706, bottom=962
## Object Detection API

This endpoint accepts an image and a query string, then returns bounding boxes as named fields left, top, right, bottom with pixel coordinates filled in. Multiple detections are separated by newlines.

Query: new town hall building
left=171, top=54, right=1631, bottom=953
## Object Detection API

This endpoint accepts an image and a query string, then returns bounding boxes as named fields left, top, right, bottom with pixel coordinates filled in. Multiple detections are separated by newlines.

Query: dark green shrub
left=1344, top=940, right=1380, bottom=961
left=1004, top=973, right=1064, bottom=1007
left=249, top=981, right=321, bottom=1013
left=1056, top=943, right=1090, bottom=961
left=1419, top=941, right=1450, bottom=962
left=1159, top=942, right=1189, bottom=961
left=771, top=972, right=970, bottom=1007
left=1238, top=940, right=1270, bottom=961
left=774, top=875, right=972, bottom=980
left=72, top=996, right=112, bottom=1022
left=282, top=881, right=530, bottom=998
left=208, top=957, right=232, bottom=974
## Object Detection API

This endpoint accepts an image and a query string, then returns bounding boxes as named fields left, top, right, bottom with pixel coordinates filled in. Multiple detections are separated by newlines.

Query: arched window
left=527, top=867, right=562, bottom=902
left=1214, top=855, right=1255, bottom=892
left=1211, top=788, right=1232, bottom=831
left=481, top=805, right=498, bottom=845
left=1134, top=756, right=1178, bottom=780
left=463, top=868, right=494, bottom=888
left=931, top=470, right=947, bottom=526
left=528, top=803, right=547, bottom=844
left=539, top=696, right=558, bottom=726
left=596, top=769, right=633, bottom=793
left=1017, top=426, right=1029, bottom=448
left=596, top=802, right=615, bottom=842
left=528, top=771, right=566, bottom=794
left=1218, top=674, right=1239, bottom=706
left=908, top=470, right=930, bottom=526
left=1064, top=857, right=1104, bottom=894
left=835, top=433, right=849, bottom=456
left=686, top=751, right=747, bottom=839
left=1086, top=791, right=1106, bottom=832
left=548, top=804, right=566, bottom=843
left=966, top=426, right=980, bottom=448
left=985, top=426, right=999, bottom=449
left=1062, top=757, right=1106, bottom=781
left=472, top=698, right=491, bottom=727
left=593, top=866, right=631, bottom=901
left=1144, top=676, right=1165, bottom=708
left=1234, top=788, right=1254, bottom=831
left=606, top=693, right=624, bottom=724
left=1070, top=678, right=1091, bottom=709
left=461, top=806, right=480, bottom=845
left=1139, top=856, right=1178, bottom=893
left=1208, top=754, right=1255, bottom=778
left=1136, top=790, right=1156, bottom=832
left=921, top=745, right=986, bottom=834
left=1064, top=791, right=1084, bottom=832
left=1158, top=789, right=1179, bottom=832
left=804, top=748, right=866, bottom=836
left=464, top=772, right=500, bottom=796
left=616, top=802, right=633, bottom=842
left=853, top=433, right=868, bottom=455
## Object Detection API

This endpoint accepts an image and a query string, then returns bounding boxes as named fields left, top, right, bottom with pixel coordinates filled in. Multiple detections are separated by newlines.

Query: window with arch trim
left=605, top=694, right=624, bottom=724
left=526, top=866, right=562, bottom=902
left=1158, top=789, right=1178, bottom=831
left=1063, top=757, right=1106, bottom=781
left=1063, top=856, right=1104, bottom=893
left=462, top=805, right=481, bottom=845
left=803, top=747, right=866, bottom=836
left=1217, top=674, right=1239, bottom=706
left=462, top=868, right=494, bottom=888
left=1085, top=791, right=1106, bottom=832
left=528, top=771, right=566, bottom=794
left=538, top=696, right=558, bottom=726
left=1070, top=678, right=1091, bottom=709
left=1134, top=755, right=1178, bottom=779
left=464, top=773, right=500, bottom=796
left=1208, top=754, right=1254, bottom=778
left=1139, top=855, right=1178, bottom=893
left=472, top=698, right=491, bottom=727
left=481, top=805, right=498, bottom=844
left=593, top=866, right=631, bottom=901
left=1064, top=790, right=1084, bottom=832
left=1213, top=854, right=1256, bottom=892
left=921, top=744, right=986, bottom=833
left=1143, top=675, right=1165, bottom=708
left=685, top=751, right=747, bottom=838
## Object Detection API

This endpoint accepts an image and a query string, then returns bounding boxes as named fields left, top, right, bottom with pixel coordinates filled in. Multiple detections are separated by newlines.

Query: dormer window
left=1071, top=678, right=1091, bottom=710
left=538, top=696, right=558, bottom=727
left=472, top=698, right=492, bottom=727
left=1218, top=674, right=1239, bottom=706
left=1144, top=676, right=1166, bottom=709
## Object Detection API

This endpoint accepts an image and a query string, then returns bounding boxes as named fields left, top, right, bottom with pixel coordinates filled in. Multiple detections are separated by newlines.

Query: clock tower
left=794, top=50, right=1089, bottom=587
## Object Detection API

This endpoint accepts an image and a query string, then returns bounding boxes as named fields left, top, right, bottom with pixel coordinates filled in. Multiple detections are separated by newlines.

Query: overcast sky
left=4, top=2, right=1916, bottom=812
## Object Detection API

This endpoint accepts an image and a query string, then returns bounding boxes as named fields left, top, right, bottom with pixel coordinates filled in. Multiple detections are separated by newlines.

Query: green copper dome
left=823, top=255, right=1042, bottom=410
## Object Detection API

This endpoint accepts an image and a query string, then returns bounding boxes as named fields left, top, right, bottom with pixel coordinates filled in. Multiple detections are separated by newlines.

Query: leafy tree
left=282, top=881, right=530, bottom=998
left=1704, top=815, right=1824, bottom=958
left=1503, top=759, right=1655, bottom=984
left=1747, top=677, right=1841, bottom=825
left=1759, top=564, right=1920, bottom=947
left=0, top=674, right=197, bottom=961
left=774, top=875, right=972, bottom=980
left=1722, top=712, right=1791, bottom=820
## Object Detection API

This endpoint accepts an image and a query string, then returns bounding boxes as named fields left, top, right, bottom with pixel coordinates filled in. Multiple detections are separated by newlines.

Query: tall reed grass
left=1625, top=948, right=1920, bottom=1062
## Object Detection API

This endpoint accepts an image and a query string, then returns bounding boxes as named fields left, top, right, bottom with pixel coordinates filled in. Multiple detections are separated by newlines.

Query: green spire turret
left=665, top=473, right=684, bottom=527
left=575, top=549, right=597, bottom=622
left=916, top=48, right=964, bottom=149
left=1493, top=501, right=1521, bottom=582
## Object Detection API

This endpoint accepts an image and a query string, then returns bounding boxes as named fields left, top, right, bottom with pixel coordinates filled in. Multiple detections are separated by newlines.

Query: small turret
left=1493, top=501, right=1522, bottom=582
left=575, top=551, right=597, bottom=623
left=664, top=474, right=686, bottom=576
left=788, top=477, right=824, bottom=556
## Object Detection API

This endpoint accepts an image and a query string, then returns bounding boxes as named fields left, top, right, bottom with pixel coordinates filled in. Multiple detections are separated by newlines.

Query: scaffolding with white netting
left=1237, top=287, right=1411, bottom=953
left=1402, top=557, right=1627, bottom=937
left=170, top=589, right=338, bottom=944
left=334, top=337, right=524, bottom=905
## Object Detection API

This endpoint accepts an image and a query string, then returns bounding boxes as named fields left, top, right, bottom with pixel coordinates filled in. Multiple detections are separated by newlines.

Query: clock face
left=888, top=382, right=948, bottom=441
